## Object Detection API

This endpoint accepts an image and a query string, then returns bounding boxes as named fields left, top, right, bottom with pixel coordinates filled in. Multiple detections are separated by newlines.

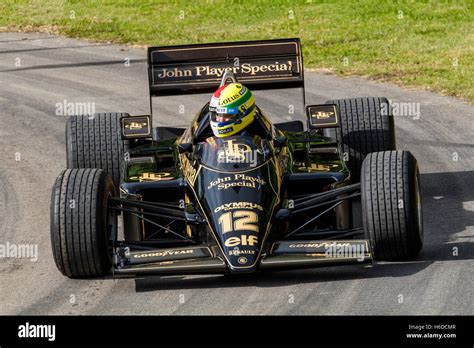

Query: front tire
left=361, top=151, right=423, bottom=260
left=50, top=168, right=116, bottom=278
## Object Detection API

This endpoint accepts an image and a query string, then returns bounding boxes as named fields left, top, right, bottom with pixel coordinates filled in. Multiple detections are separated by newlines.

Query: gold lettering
left=224, top=235, right=258, bottom=247
left=195, top=66, right=207, bottom=76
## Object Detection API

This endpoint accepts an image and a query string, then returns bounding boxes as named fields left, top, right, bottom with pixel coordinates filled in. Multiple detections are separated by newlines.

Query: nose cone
left=228, top=241, right=259, bottom=270
left=195, top=166, right=278, bottom=271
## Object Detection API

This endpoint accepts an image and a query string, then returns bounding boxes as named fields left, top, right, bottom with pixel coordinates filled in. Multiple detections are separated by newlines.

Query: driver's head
left=209, top=83, right=256, bottom=138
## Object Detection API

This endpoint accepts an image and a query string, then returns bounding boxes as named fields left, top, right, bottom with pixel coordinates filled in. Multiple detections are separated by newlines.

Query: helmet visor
left=210, top=106, right=240, bottom=125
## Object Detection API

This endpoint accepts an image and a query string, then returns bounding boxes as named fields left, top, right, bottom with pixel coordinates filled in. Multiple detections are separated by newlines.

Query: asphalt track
left=0, top=32, right=472, bottom=315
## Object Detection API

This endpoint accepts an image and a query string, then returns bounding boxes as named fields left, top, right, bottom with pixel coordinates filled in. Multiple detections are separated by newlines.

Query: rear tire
left=50, top=168, right=116, bottom=278
left=66, top=113, right=129, bottom=192
left=361, top=151, right=423, bottom=260
left=325, top=97, right=395, bottom=182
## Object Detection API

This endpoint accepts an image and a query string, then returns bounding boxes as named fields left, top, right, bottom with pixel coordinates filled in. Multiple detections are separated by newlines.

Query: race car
left=50, top=38, right=423, bottom=278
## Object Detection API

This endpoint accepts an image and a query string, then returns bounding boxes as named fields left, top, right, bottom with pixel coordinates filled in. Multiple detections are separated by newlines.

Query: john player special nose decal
left=207, top=174, right=266, bottom=191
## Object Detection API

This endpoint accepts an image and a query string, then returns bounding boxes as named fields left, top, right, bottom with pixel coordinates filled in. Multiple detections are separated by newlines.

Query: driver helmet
left=209, top=83, right=256, bottom=138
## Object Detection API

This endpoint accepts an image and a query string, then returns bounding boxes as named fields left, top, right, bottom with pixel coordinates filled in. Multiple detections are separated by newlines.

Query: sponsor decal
left=130, top=172, right=173, bottom=182
left=214, top=202, right=263, bottom=213
left=216, top=106, right=237, bottom=114
left=218, top=127, right=233, bottom=134
left=229, top=248, right=256, bottom=256
left=312, top=110, right=334, bottom=119
left=287, top=242, right=367, bottom=262
left=221, top=93, right=242, bottom=105
left=224, top=235, right=258, bottom=247
left=300, top=163, right=339, bottom=172
left=133, top=249, right=194, bottom=259
left=128, top=121, right=148, bottom=130
left=307, top=104, right=339, bottom=128
left=237, top=256, right=248, bottom=265
left=207, top=174, right=265, bottom=190
left=155, top=61, right=294, bottom=80
left=122, top=116, right=151, bottom=138
left=157, top=68, right=192, bottom=78
left=289, top=242, right=351, bottom=249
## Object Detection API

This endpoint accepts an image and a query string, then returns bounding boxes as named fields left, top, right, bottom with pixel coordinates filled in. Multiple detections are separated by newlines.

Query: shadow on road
left=133, top=262, right=430, bottom=292
left=0, top=58, right=147, bottom=72
left=0, top=44, right=111, bottom=55
left=134, top=170, right=473, bottom=292
left=417, top=170, right=474, bottom=261
left=0, top=36, right=59, bottom=43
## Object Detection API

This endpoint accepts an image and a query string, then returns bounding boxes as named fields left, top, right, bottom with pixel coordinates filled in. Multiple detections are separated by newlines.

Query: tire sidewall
left=405, top=154, right=423, bottom=257
left=65, top=116, right=76, bottom=168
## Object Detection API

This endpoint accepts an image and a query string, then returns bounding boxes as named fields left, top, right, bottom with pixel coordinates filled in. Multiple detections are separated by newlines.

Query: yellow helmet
left=209, top=83, right=256, bottom=138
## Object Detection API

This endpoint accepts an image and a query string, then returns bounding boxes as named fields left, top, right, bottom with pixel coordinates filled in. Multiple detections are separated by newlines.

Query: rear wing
left=147, top=38, right=305, bottom=107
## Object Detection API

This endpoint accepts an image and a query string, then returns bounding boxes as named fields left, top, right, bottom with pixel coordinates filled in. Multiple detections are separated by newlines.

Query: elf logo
left=224, top=235, right=258, bottom=247
left=18, top=322, right=56, bottom=341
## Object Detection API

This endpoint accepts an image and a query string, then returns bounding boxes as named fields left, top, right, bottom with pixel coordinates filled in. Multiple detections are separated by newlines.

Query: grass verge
left=1, top=0, right=472, bottom=101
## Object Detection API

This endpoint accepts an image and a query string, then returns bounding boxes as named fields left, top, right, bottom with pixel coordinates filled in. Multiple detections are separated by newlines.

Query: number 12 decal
left=218, top=210, right=259, bottom=234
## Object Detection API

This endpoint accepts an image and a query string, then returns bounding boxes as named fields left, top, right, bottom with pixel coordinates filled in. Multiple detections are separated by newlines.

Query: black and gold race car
left=50, top=39, right=423, bottom=278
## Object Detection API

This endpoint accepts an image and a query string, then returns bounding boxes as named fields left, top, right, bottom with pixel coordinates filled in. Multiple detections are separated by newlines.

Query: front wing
left=110, top=183, right=372, bottom=276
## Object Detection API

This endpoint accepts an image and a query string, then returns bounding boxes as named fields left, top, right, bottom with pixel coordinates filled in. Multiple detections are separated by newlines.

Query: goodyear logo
left=133, top=249, right=194, bottom=258
left=289, top=242, right=351, bottom=249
